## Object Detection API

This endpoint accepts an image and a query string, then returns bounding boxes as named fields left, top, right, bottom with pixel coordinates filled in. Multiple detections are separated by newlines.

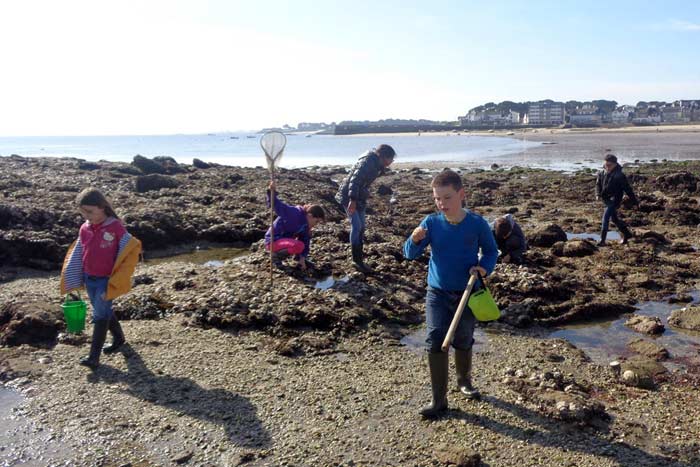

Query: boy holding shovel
left=404, top=169, right=498, bottom=418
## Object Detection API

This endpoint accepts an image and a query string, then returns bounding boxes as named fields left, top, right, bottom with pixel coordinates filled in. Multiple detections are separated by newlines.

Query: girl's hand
left=469, top=266, right=487, bottom=277
left=411, top=226, right=428, bottom=244
left=269, top=181, right=277, bottom=192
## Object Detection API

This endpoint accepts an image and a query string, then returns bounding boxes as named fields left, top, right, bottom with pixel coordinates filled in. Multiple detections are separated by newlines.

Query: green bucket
left=62, top=299, right=87, bottom=333
left=468, top=287, right=501, bottom=322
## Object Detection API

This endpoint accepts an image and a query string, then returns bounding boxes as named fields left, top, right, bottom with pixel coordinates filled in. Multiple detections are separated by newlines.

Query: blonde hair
left=76, top=187, right=119, bottom=219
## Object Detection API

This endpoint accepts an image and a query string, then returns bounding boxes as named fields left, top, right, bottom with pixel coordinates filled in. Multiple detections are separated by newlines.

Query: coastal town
left=271, top=99, right=700, bottom=135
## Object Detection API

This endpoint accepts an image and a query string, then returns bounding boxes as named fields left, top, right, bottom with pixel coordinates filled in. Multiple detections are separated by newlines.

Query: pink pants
left=266, top=238, right=305, bottom=255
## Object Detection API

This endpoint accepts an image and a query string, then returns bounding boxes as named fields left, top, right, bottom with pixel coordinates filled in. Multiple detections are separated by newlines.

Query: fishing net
left=261, top=131, right=286, bottom=171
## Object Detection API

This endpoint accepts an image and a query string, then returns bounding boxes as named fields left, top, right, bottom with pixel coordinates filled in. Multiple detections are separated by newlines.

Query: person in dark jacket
left=595, top=154, right=638, bottom=246
left=492, top=214, right=527, bottom=264
left=336, top=144, right=395, bottom=272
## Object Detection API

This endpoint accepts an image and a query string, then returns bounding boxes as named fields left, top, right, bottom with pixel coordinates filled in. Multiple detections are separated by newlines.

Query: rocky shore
left=2, top=154, right=700, bottom=466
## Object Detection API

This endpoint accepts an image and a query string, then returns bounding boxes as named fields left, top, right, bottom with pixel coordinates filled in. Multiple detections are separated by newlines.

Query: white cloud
left=652, top=19, right=700, bottom=31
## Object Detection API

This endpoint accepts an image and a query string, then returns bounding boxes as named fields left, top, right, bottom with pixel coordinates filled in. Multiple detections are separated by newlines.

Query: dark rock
left=625, top=315, right=665, bottom=335
left=552, top=239, right=596, bottom=257
left=153, top=156, right=186, bottom=174
left=134, top=174, right=181, bottom=193
left=627, top=337, right=670, bottom=361
left=620, top=356, right=667, bottom=389
left=0, top=301, right=65, bottom=346
left=668, top=293, right=693, bottom=304
left=193, top=158, right=211, bottom=169
left=112, top=165, right=143, bottom=176
left=656, top=171, right=698, bottom=191
left=434, top=444, right=481, bottom=467
left=668, top=306, right=700, bottom=332
left=476, top=180, right=500, bottom=190
left=132, top=155, right=166, bottom=174
left=77, top=161, right=101, bottom=171
left=376, top=184, right=392, bottom=196
left=528, top=224, right=567, bottom=247
left=171, top=450, right=193, bottom=464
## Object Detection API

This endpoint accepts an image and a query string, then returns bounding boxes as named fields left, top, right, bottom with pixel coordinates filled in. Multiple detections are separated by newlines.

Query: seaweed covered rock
left=0, top=301, right=64, bottom=346
left=528, top=224, right=567, bottom=247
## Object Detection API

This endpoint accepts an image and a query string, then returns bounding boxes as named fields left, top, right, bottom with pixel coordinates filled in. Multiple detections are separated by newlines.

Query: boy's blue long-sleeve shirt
left=404, top=210, right=499, bottom=291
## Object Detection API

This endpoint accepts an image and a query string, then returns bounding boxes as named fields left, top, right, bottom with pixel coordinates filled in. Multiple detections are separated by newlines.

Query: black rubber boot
left=621, top=226, right=634, bottom=245
left=80, top=320, right=109, bottom=369
left=351, top=244, right=372, bottom=274
left=596, top=229, right=608, bottom=247
left=420, top=352, right=449, bottom=418
left=455, top=348, right=481, bottom=400
left=103, top=316, right=126, bottom=354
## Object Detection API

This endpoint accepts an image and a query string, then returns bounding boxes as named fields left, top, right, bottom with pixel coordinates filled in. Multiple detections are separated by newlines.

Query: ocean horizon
left=0, top=132, right=540, bottom=169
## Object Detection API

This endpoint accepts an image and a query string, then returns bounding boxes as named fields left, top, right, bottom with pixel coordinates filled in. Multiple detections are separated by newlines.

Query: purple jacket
left=264, top=190, right=311, bottom=257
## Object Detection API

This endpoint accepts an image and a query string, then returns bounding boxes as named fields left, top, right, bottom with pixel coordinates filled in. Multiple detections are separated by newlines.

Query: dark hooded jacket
left=595, top=165, right=638, bottom=208
left=335, top=150, right=385, bottom=211
left=492, top=214, right=527, bottom=263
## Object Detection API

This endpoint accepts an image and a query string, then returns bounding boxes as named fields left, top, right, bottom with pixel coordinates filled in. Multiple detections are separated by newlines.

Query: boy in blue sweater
left=404, top=169, right=498, bottom=418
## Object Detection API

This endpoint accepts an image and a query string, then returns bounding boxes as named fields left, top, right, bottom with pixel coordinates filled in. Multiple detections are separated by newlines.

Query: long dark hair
left=76, top=187, right=119, bottom=219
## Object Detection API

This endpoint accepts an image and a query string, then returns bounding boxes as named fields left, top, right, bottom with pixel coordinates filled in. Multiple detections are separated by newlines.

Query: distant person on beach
left=595, top=154, right=638, bottom=246
left=404, top=169, right=498, bottom=418
left=492, top=214, right=527, bottom=264
left=265, top=181, right=325, bottom=271
left=60, top=188, right=141, bottom=369
left=336, top=144, right=395, bottom=273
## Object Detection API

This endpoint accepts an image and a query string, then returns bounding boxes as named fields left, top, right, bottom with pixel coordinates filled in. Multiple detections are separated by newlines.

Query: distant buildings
left=526, top=101, right=566, bottom=125
left=456, top=98, right=700, bottom=129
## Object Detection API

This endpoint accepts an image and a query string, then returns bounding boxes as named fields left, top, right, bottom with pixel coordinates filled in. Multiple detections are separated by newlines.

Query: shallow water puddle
left=549, top=291, right=700, bottom=370
left=146, top=245, right=248, bottom=266
left=0, top=387, right=75, bottom=465
left=314, top=275, right=350, bottom=290
left=400, top=327, right=489, bottom=355
left=566, top=231, right=621, bottom=242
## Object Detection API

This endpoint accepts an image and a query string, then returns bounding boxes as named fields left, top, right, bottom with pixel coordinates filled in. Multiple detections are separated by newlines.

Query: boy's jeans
left=84, top=274, right=114, bottom=322
left=347, top=208, right=366, bottom=246
left=425, top=286, right=477, bottom=353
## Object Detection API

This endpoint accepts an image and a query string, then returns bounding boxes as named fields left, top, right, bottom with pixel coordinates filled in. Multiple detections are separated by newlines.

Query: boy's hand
left=269, top=181, right=276, bottom=192
left=411, top=226, right=428, bottom=244
left=469, top=266, right=487, bottom=277
left=347, top=200, right=357, bottom=216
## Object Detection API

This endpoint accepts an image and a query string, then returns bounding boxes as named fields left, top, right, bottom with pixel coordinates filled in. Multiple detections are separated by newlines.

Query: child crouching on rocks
left=60, top=188, right=141, bottom=369
left=404, top=169, right=498, bottom=418
left=492, top=214, right=527, bottom=264
left=265, top=181, right=325, bottom=271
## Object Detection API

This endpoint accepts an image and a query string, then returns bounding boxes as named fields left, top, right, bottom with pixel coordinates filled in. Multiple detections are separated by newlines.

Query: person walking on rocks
left=595, top=154, right=638, bottom=246
left=336, top=144, right=395, bottom=273
left=265, top=181, right=326, bottom=270
left=404, top=169, right=498, bottom=418
left=492, top=214, right=527, bottom=264
left=60, top=188, right=141, bottom=369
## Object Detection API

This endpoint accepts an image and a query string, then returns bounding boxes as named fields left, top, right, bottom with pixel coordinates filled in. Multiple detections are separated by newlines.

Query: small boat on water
left=246, top=135, right=256, bottom=139
left=506, top=131, right=515, bottom=135
left=305, top=134, right=312, bottom=138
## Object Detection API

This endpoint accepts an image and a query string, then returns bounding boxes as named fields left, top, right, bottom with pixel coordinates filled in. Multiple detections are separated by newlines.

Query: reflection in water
left=549, top=291, right=700, bottom=370
left=146, top=246, right=248, bottom=266
left=566, top=231, right=621, bottom=242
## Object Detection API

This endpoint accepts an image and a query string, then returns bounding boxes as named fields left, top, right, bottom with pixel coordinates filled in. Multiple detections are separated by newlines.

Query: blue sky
left=0, top=0, right=698, bottom=135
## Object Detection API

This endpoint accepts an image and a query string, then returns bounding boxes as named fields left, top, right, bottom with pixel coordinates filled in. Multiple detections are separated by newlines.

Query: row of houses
left=459, top=100, right=700, bottom=127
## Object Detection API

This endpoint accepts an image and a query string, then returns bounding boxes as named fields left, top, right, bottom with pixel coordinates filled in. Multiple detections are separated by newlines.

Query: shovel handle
left=441, top=273, right=479, bottom=352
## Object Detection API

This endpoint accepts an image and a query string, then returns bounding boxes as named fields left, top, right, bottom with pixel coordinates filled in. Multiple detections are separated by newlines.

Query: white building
left=527, top=102, right=566, bottom=125
left=611, top=106, right=635, bottom=124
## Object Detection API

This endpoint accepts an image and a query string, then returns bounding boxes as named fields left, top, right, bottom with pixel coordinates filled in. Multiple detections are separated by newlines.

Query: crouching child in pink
left=265, top=181, right=325, bottom=270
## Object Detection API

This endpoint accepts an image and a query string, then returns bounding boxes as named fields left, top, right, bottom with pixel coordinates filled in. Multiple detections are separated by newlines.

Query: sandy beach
left=2, top=132, right=700, bottom=466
